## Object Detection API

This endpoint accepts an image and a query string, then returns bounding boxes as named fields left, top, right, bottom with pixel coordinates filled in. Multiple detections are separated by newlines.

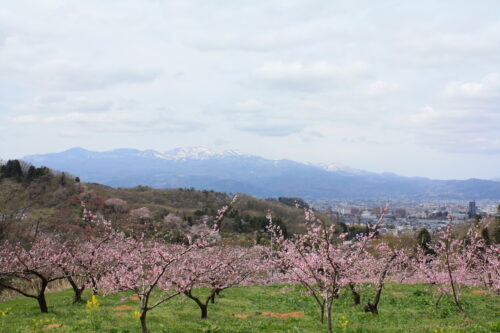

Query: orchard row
left=0, top=202, right=498, bottom=333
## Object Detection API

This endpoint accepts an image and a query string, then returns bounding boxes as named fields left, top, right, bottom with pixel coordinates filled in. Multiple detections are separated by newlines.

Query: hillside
left=24, top=147, right=500, bottom=200
left=0, top=161, right=324, bottom=244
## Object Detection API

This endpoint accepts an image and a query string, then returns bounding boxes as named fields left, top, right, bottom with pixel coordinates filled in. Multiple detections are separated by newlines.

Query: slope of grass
left=1, top=284, right=498, bottom=333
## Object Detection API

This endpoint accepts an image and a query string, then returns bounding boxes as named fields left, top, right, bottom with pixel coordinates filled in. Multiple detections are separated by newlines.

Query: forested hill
left=0, top=159, right=330, bottom=244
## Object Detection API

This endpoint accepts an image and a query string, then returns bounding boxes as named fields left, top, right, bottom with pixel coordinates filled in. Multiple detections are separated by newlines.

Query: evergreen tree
left=481, top=227, right=491, bottom=246
left=26, top=166, right=37, bottom=181
left=416, top=228, right=434, bottom=255
left=0, top=160, right=23, bottom=182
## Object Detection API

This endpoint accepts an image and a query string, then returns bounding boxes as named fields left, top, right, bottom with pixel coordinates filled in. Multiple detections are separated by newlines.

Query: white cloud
left=443, top=73, right=500, bottom=103
left=257, top=61, right=368, bottom=82
left=12, top=96, right=113, bottom=114
left=189, top=18, right=332, bottom=52
left=405, top=74, right=500, bottom=154
left=399, top=21, right=500, bottom=66
left=219, top=99, right=306, bottom=137
left=237, top=122, right=305, bottom=137
left=10, top=114, right=39, bottom=124
left=366, top=80, right=400, bottom=96
left=408, top=106, right=440, bottom=124
left=2, top=61, right=161, bottom=91
left=10, top=109, right=202, bottom=134
left=254, top=61, right=370, bottom=92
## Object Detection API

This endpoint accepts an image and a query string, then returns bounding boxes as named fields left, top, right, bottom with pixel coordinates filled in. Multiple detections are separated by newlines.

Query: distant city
left=312, top=199, right=499, bottom=234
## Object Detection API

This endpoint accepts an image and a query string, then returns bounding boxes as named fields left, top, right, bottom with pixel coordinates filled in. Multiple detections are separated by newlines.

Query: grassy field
left=0, top=284, right=498, bottom=333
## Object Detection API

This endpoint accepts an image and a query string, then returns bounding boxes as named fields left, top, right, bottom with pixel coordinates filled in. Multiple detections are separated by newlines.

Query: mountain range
left=22, top=147, right=500, bottom=200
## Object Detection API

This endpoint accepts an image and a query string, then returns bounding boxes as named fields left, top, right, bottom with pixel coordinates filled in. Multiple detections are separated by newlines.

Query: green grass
left=0, top=284, right=498, bottom=333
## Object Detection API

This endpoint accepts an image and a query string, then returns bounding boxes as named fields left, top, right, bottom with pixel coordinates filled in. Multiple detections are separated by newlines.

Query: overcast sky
left=1, top=0, right=499, bottom=179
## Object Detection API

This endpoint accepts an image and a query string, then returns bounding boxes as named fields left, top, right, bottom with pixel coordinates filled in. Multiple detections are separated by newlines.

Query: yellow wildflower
left=0, top=308, right=12, bottom=317
left=338, top=315, right=349, bottom=328
left=86, top=295, right=101, bottom=309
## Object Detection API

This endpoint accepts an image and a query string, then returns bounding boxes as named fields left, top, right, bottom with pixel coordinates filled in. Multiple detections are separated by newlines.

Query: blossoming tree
left=99, top=237, right=197, bottom=333
left=0, top=235, right=67, bottom=313
left=60, top=204, right=122, bottom=303
left=268, top=207, right=386, bottom=333
left=174, top=245, right=260, bottom=319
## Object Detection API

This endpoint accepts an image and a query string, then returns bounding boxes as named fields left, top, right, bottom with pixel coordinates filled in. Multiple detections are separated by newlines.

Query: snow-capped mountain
left=316, top=163, right=374, bottom=176
left=22, top=147, right=500, bottom=200
left=155, top=147, right=245, bottom=160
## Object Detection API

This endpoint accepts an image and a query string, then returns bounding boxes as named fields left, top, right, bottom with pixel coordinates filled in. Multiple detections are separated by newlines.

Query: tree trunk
left=140, top=310, right=149, bottom=333
left=91, top=277, right=99, bottom=295
left=210, top=288, right=221, bottom=304
left=37, top=279, right=49, bottom=313
left=184, top=291, right=210, bottom=319
left=364, top=302, right=378, bottom=314
left=349, top=283, right=361, bottom=305
left=364, top=254, right=396, bottom=315
left=200, top=304, right=208, bottom=319
left=37, top=294, right=49, bottom=313
left=326, top=297, right=334, bottom=333
left=319, top=302, right=325, bottom=324
left=67, top=276, right=84, bottom=304
left=139, top=294, right=151, bottom=333
left=73, top=288, right=83, bottom=304
left=445, top=248, right=466, bottom=315
left=486, top=272, right=493, bottom=289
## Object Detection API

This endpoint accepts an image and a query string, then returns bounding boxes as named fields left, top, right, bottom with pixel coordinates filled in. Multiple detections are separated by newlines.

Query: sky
left=1, top=0, right=499, bottom=180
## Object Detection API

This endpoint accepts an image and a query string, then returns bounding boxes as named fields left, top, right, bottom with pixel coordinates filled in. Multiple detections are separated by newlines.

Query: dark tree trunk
left=37, top=278, right=49, bottom=313
left=66, top=276, right=84, bottom=304
left=73, top=288, right=84, bottom=304
left=364, top=302, right=378, bottom=314
left=317, top=301, right=325, bottom=324
left=139, top=293, right=152, bottom=333
left=349, top=283, right=361, bottom=305
left=140, top=310, right=149, bottom=333
left=37, top=294, right=49, bottom=313
left=364, top=254, right=396, bottom=315
left=184, top=291, right=211, bottom=320
left=210, top=288, right=221, bottom=304
left=200, top=304, right=208, bottom=319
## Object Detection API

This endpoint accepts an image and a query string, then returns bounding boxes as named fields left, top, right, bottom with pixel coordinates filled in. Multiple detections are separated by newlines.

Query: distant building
left=467, top=201, right=477, bottom=219
left=351, top=208, right=361, bottom=215
left=394, top=208, right=407, bottom=218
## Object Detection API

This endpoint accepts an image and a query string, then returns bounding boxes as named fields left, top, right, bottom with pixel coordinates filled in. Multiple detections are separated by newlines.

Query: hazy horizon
left=1, top=1, right=499, bottom=180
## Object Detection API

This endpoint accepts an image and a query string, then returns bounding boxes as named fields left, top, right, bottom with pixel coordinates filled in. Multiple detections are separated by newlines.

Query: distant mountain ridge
left=23, top=147, right=500, bottom=200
